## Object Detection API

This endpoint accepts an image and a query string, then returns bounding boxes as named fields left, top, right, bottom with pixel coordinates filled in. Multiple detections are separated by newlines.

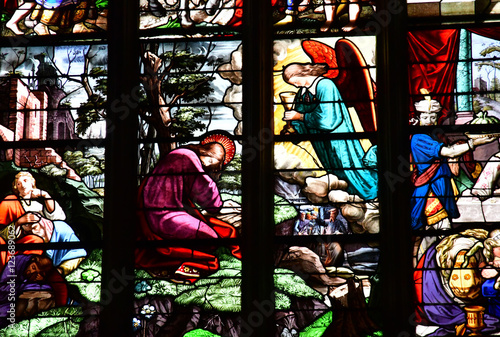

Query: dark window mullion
left=241, top=0, right=276, bottom=336
left=376, top=0, right=414, bottom=335
left=100, top=1, right=140, bottom=336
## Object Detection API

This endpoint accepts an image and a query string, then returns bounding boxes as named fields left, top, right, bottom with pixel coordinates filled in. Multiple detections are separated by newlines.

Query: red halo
left=200, top=133, right=236, bottom=166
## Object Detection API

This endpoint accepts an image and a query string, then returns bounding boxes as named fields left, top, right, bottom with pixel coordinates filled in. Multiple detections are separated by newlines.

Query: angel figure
left=282, top=39, right=378, bottom=201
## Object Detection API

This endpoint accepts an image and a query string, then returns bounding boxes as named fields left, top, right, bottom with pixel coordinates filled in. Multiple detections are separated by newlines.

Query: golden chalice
left=465, top=305, right=485, bottom=336
left=280, top=91, right=297, bottom=135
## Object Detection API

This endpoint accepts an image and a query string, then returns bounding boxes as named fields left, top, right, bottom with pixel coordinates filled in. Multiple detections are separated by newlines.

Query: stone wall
left=1, top=78, right=79, bottom=179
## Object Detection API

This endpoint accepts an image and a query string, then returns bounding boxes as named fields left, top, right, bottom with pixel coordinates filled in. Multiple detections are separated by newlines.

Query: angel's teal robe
left=291, top=77, right=378, bottom=200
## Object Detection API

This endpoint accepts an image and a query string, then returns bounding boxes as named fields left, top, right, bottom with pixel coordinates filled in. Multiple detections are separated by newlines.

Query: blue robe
left=291, top=78, right=378, bottom=200
left=35, top=0, right=79, bottom=9
left=46, top=221, right=86, bottom=267
left=410, top=134, right=459, bottom=230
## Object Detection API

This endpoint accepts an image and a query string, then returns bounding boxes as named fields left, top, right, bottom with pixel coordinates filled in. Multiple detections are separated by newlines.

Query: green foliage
left=156, top=17, right=181, bottom=29
left=299, top=311, right=332, bottom=337
left=163, top=51, right=209, bottom=71
left=90, top=73, right=107, bottom=95
left=171, top=107, right=206, bottom=137
left=183, top=329, right=220, bottom=337
left=218, top=193, right=297, bottom=225
left=274, top=269, right=323, bottom=300
left=95, top=0, right=108, bottom=8
left=471, top=109, right=500, bottom=124
left=0, top=307, right=83, bottom=337
left=180, top=311, right=335, bottom=337
left=75, top=67, right=107, bottom=136
left=274, top=195, right=298, bottom=225
left=135, top=249, right=322, bottom=314
left=63, top=151, right=103, bottom=177
left=36, top=317, right=81, bottom=336
left=163, top=73, right=215, bottom=102
left=175, top=278, right=241, bottom=312
left=40, top=164, right=67, bottom=177
left=81, top=269, right=100, bottom=282
left=217, top=154, right=241, bottom=192
left=76, top=94, right=106, bottom=136
left=66, top=249, right=102, bottom=302
left=275, top=291, right=292, bottom=310
left=161, top=50, right=216, bottom=103
left=135, top=250, right=243, bottom=310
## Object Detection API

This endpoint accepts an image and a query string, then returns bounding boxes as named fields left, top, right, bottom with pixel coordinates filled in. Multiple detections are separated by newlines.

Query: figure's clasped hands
left=30, top=188, right=50, bottom=199
left=16, top=212, right=41, bottom=228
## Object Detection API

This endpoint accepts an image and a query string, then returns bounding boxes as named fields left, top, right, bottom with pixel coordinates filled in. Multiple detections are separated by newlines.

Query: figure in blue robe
left=290, top=77, right=378, bottom=200
left=47, top=221, right=87, bottom=268
left=410, top=133, right=459, bottom=230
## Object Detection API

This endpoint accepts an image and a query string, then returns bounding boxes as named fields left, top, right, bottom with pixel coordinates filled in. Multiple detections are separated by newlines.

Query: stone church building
left=0, top=54, right=78, bottom=174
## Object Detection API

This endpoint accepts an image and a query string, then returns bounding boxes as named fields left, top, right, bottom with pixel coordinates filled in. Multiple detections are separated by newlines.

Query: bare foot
left=298, top=0, right=309, bottom=11
left=320, top=21, right=332, bottom=32
left=206, top=0, right=221, bottom=15
left=314, top=6, right=324, bottom=13
left=34, top=23, right=51, bottom=35
left=341, top=22, right=357, bottom=32
left=180, top=12, right=194, bottom=28
left=275, top=15, right=295, bottom=26
left=5, top=21, right=24, bottom=35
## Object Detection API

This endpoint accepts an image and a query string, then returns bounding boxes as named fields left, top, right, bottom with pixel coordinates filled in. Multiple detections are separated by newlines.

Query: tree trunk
left=139, top=126, right=156, bottom=177
left=141, top=51, right=175, bottom=158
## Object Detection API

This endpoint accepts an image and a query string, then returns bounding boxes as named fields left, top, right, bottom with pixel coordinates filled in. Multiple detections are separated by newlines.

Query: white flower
left=140, top=304, right=156, bottom=319
left=132, top=317, right=141, bottom=330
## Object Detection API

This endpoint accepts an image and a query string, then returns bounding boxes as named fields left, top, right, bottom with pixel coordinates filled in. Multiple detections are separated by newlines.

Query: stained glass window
left=134, top=1, right=244, bottom=331
left=0, top=0, right=107, bottom=331
left=0, top=42, right=106, bottom=334
left=2, top=0, right=500, bottom=336
left=272, top=16, right=381, bottom=337
left=410, top=28, right=500, bottom=336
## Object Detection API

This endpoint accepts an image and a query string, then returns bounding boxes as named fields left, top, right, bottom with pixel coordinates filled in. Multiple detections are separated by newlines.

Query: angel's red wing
left=302, top=40, right=339, bottom=78
left=333, top=39, right=377, bottom=133
left=302, top=39, right=377, bottom=133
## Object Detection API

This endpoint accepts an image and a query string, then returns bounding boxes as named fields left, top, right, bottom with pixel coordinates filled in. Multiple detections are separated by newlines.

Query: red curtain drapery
left=408, top=28, right=500, bottom=125
left=468, top=27, right=500, bottom=42
left=408, top=29, right=461, bottom=124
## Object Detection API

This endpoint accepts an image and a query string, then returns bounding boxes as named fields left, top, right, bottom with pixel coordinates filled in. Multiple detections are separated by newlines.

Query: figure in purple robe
left=0, top=255, right=67, bottom=328
left=135, top=133, right=241, bottom=284
left=415, top=230, right=500, bottom=335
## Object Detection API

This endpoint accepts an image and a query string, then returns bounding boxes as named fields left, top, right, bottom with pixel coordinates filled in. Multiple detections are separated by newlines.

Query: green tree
left=476, top=45, right=500, bottom=100
left=63, top=150, right=103, bottom=177
left=75, top=66, right=107, bottom=135
left=137, top=42, right=223, bottom=176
